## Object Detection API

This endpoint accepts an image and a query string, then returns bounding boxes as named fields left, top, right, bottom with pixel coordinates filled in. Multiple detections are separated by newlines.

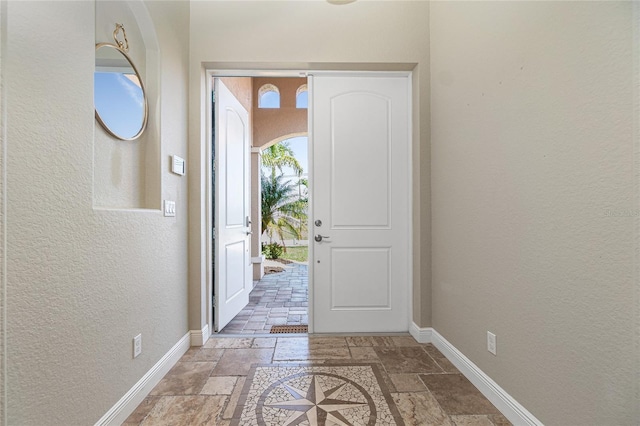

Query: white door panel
left=330, top=248, right=391, bottom=309
left=215, top=79, right=251, bottom=332
left=331, top=92, right=391, bottom=228
left=312, top=74, right=410, bottom=333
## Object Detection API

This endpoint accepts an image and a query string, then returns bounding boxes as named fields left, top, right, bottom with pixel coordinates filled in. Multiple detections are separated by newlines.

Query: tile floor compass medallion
left=232, top=363, right=405, bottom=426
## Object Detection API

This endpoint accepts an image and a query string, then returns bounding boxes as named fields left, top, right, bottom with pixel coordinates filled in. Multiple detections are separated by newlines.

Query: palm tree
left=261, top=173, right=308, bottom=249
left=261, top=142, right=303, bottom=179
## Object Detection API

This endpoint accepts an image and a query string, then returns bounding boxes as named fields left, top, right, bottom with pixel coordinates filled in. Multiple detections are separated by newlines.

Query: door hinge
left=212, top=228, right=216, bottom=240
left=212, top=295, right=216, bottom=305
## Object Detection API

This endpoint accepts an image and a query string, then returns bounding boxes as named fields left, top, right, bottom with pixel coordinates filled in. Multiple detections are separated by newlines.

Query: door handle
left=245, top=216, right=252, bottom=236
left=314, top=234, right=330, bottom=242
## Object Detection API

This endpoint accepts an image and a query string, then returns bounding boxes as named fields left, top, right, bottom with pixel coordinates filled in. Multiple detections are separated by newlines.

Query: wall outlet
left=133, top=334, right=142, bottom=358
left=487, top=331, right=497, bottom=355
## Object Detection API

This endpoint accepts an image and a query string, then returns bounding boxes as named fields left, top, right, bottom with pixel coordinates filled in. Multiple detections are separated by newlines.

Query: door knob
left=314, top=234, right=330, bottom=242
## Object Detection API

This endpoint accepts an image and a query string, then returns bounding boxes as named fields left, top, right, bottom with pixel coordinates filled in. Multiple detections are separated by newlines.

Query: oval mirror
left=94, top=43, right=148, bottom=141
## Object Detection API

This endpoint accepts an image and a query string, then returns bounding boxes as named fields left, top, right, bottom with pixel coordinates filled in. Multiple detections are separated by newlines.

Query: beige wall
left=430, top=2, right=638, bottom=424
left=2, top=1, right=637, bottom=424
left=0, top=1, right=5, bottom=422
left=4, top=1, right=190, bottom=424
left=189, top=0, right=431, bottom=332
left=252, top=77, right=307, bottom=148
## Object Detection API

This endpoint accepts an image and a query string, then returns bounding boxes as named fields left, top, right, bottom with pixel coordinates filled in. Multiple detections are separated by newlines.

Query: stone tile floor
left=219, top=262, right=308, bottom=334
left=125, top=335, right=512, bottom=425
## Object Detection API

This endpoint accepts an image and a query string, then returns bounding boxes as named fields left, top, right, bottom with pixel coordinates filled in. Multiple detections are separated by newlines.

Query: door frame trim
left=203, top=68, right=413, bottom=337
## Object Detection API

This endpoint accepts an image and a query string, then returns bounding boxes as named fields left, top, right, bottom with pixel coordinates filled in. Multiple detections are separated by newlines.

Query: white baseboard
left=411, top=324, right=543, bottom=426
left=95, top=332, right=191, bottom=426
left=409, top=321, right=432, bottom=343
left=190, top=324, right=210, bottom=347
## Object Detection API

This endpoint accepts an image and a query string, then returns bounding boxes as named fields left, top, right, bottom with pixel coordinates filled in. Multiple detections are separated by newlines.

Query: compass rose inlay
left=233, top=364, right=405, bottom=426
left=260, top=373, right=374, bottom=425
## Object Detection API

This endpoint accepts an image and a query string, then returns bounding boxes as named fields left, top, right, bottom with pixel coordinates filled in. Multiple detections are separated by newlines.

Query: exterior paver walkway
left=219, top=262, right=308, bottom=334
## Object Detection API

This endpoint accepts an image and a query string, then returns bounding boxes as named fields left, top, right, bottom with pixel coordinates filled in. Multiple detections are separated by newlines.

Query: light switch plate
left=133, top=334, right=142, bottom=358
left=172, top=155, right=185, bottom=176
left=164, top=200, right=176, bottom=217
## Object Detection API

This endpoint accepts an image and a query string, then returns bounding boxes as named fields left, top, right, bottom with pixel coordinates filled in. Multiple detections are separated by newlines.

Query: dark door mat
left=269, top=325, right=308, bottom=334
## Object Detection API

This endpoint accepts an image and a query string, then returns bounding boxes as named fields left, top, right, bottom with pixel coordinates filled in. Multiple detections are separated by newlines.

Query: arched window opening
left=296, top=84, right=308, bottom=109
left=258, top=84, right=280, bottom=108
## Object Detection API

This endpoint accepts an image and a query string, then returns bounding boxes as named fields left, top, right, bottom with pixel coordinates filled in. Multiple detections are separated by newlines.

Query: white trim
left=204, top=67, right=415, bottom=338
left=251, top=147, right=262, bottom=154
left=307, top=70, right=412, bottom=78
left=209, top=69, right=306, bottom=78
left=306, top=74, right=315, bottom=334
left=409, top=322, right=432, bottom=344
left=414, top=325, right=544, bottom=426
left=207, top=67, right=416, bottom=78
left=190, top=323, right=210, bottom=347
left=406, top=74, right=413, bottom=334
left=205, top=71, right=214, bottom=344
left=251, top=255, right=265, bottom=264
left=94, top=332, right=191, bottom=426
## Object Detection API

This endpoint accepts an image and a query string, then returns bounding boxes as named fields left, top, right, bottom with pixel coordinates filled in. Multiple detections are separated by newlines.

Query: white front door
left=311, top=74, right=411, bottom=333
left=214, top=79, right=252, bottom=332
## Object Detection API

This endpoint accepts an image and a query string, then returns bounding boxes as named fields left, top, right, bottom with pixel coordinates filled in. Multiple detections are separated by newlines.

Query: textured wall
left=220, top=77, right=252, bottom=113
left=188, top=1, right=431, bottom=332
left=5, top=1, right=190, bottom=424
left=0, top=1, right=5, bottom=423
left=252, top=77, right=307, bottom=148
left=430, top=2, right=638, bottom=424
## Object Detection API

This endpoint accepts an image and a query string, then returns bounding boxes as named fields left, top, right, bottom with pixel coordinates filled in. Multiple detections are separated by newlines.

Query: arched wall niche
left=94, top=0, right=161, bottom=210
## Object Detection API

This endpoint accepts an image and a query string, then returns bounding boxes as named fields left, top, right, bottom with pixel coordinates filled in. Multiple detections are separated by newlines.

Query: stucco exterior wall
left=4, top=1, right=190, bottom=424
left=430, top=2, right=638, bottom=424
left=252, top=77, right=307, bottom=148
left=220, top=76, right=252, bottom=113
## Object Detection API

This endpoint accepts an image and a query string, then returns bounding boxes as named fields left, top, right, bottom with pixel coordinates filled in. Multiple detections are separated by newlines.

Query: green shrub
left=262, top=243, right=284, bottom=259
